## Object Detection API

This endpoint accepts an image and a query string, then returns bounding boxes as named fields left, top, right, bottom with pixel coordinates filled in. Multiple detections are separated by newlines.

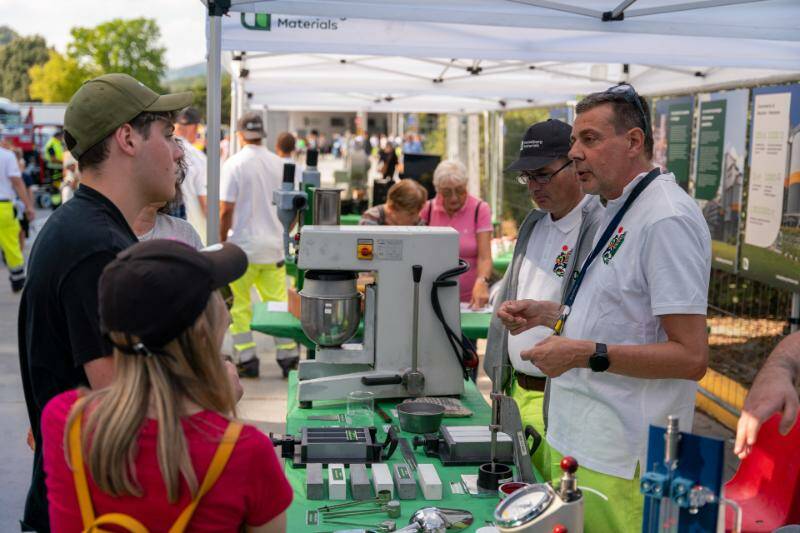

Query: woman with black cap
left=39, top=240, right=292, bottom=532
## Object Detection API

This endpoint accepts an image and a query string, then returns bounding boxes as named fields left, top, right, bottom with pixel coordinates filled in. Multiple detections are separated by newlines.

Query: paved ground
left=0, top=203, right=739, bottom=529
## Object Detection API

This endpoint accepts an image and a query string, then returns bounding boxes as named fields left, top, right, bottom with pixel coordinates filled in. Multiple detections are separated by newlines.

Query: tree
left=168, top=73, right=231, bottom=126
left=29, top=50, right=95, bottom=103
left=0, top=26, right=18, bottom=46
left=68, top=18, right=166, bottom=91
left=0, top=35, right=49, bottom=101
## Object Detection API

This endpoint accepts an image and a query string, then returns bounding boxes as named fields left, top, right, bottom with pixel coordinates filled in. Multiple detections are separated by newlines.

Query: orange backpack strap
left=168, top=421, right=244, bottom=533
left=68, top=408, right=96, bottom=528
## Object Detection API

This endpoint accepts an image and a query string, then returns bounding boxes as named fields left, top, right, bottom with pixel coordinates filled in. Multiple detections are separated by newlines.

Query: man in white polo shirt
left=220, top=111, right=299, bottom=378
left=498, top=84, right=711, bottom=532
left=485, top=119, right=601, bottom=479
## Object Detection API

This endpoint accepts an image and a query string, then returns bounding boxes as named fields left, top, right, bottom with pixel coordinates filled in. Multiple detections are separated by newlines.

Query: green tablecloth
left=492, top=250, right=513, bottom=275
left=282, top=372, right=540, bottom=531
left=340, top=213, right=362, bottom=225
left=251, top=306, right=491, bottom=349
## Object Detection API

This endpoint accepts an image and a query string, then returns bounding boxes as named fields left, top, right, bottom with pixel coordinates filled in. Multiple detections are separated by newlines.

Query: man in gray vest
left=484, top=119, right=601, bottom=478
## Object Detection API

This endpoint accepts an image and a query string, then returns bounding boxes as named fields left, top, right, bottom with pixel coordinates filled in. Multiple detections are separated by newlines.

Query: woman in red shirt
left=42, top=240, right=292, bottom=532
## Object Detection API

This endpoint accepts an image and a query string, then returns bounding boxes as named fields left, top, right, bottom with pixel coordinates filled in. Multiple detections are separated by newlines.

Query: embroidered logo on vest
left=553, top=245, right=572, bottom=277
left=602, top=226, right=626, bottom=264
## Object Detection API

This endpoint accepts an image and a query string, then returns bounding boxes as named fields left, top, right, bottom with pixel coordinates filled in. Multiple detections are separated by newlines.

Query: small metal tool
left=375, top=405, right=393, bottom=424
left=399, top=438, right=418, bottom=471
left=323, top=500, right=402, bottom=520
left=323, top=518, right=397, bottom=532
left=317, top=489, right=392, bottom=513
left=308, top=413, right=347, bottom=422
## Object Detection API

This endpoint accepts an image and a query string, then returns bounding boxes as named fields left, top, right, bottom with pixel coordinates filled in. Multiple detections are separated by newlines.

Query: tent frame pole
left=206, top=0, right=229, bottom=245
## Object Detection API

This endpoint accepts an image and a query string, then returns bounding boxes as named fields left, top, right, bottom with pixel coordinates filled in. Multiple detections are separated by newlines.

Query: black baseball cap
left=506, top=119, right=572, bottom=172
left=237, top=111, right=265, bottom=140
left=176, top=106, right=202, bottom=126
left=99, top=240, right=248, bottom=351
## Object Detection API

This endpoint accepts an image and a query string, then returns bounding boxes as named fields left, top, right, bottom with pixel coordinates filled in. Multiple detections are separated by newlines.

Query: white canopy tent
left=202, top=0, right=800, bottom=243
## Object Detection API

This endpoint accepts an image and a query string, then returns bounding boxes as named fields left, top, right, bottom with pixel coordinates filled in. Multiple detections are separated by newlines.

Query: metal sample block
left=417, top=463, right=442, bottom=500
left=392, top=463, right=417, bottom=500
left=371, top=463, right=394, bottom=498
left=306, top=463, right=325, bottom=500
left=328, top=463, right=347, bottom=500
left=349, top=463, right=373, bottom=500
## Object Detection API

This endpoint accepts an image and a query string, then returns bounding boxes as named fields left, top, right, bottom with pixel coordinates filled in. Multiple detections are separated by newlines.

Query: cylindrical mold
left=664, top=415, right=680, bottom=469
left=313, top=188, right=342, bottom=225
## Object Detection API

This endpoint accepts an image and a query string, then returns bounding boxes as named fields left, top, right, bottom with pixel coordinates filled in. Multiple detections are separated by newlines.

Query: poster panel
left=653, top=96, right=694, bottom=191
left=693, top=89, right=749, bottom=272
left=741, top=83, right=800, bottom=291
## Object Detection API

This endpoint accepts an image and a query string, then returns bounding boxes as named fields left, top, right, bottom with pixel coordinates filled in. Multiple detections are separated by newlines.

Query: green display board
left=653, top=96, right=694, bottom=191
left=695, top=100, right=727, bottom=200
left=692, top=89, right=749, bottom=273
left=741, top=83, right=800, bottom=291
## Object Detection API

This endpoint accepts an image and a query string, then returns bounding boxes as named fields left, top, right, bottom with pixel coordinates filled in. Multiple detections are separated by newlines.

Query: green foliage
left=0, top=35, right=49, bottom=100
left=0, top=26, right=18, bottom=46
left=168, top=73, right=231, bottom=126
left=501, top=107, right=550, bottom=222
left=29, top=50, right=95, bottom=103
left=68, top=18, right=166, bottom=91
left=419, top=114, right=446, bottom=156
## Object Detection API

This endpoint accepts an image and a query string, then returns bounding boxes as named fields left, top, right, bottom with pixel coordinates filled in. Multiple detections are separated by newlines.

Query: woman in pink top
left=422, top=160, right=493, bottom=308
left=41, top=240, right=292, bottom=532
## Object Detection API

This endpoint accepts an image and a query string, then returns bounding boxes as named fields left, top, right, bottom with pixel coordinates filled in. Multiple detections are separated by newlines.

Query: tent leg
left=791, top=293, right=799, bottom=334
left=206, top=10, right=223, bottom=245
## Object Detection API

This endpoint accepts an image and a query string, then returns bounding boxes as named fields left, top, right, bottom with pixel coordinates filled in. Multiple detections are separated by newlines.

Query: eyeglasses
left=516, top=159, right=572, bottom=185
left=604, top=83, right=649, bottom=133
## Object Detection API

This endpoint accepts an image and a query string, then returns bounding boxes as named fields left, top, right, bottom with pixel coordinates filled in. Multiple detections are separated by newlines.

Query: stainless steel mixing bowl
left=299, top=270, right=361, bottom=347
left=299, top=293, right=361, bottom=347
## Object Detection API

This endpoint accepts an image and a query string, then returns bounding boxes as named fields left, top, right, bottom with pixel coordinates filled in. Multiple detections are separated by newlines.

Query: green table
left=492, top=250, right=513, bottom=276
left=340, top=213, right=362, bottom=225
left=252, top=306, right=491, bottom=349
left=281, top=372, right=541, bottom=531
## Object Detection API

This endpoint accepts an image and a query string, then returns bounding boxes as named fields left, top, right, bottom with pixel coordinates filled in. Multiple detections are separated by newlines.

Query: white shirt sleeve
left=643, top=215, right=711, bottom=316
left=191, top=151, right=207, bottom=197
left=5, top=151, right=21, bottom=179
left=219, top=160, right=238, bottom=203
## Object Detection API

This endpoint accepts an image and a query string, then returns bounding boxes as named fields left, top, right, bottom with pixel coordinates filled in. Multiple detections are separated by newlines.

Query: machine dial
left=493, top=483, right=555, bottom=528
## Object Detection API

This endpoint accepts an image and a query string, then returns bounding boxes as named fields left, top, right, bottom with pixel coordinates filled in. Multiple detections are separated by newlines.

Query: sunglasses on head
left=604, top=83, right=649, bottom=133
left=516, top=159, right=572, bottom=185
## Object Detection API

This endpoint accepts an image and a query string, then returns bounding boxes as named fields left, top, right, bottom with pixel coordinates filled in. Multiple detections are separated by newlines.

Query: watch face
left=590, top=353, right=610, bottom=372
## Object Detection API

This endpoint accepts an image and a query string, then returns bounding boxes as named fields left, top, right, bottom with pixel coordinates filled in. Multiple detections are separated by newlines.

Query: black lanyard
left=553, top=168, right=661, bottom=335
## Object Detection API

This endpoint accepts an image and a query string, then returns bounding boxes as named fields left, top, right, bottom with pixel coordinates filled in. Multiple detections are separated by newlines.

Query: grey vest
left=483, top=198, right=603, bottom=391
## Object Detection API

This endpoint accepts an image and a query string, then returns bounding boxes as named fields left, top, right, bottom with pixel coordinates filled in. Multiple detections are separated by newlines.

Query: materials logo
left=241, top=13, right=342, bottom=31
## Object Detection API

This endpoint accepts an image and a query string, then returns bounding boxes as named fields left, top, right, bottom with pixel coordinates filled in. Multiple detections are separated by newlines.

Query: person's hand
left=734, top=365, right=799, bottom=459
left=26, top=427, right=35, bottom=452
left=25, top=207, right=35, bottom=221
left=521, top=336, right=593, bottom=378
left=224, top=360, right=244, bottom=402
left=496, top=299, right=561, bottom=334
left=470, top=279, right=489, bottom=310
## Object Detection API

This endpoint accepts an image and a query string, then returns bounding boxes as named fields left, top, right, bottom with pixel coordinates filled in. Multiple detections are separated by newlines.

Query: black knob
left=306, top=149, right=319, bottom=167
left=282, top=163, right=296, bottom=185
left=412, top=265, right=422, bottom=283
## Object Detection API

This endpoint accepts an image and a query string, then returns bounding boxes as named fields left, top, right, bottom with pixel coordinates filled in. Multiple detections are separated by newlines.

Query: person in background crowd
left=403, top=133, right=423, bottom=154
left=735, top=330, right=800, bottom=458
left=43, top=130, right=64, bottom=183
left=485, top=119, right=602, bottom=479
left=17, top=73, right=192, bottom=531
left=0, top=142, right=34, bottom=292
left=220, top=112, right=299, bottom=379
left=274, top=132, right=302, bottom=187
left=379, top=142, right=399, bottom=180
left=422, top=159, right=492, bottom=309
left=60, top=150, right=80, bottom=204
left=41, top=239, right=291, bottom=532
left=497, top=84, right=711, bottom=532
left=174, top=107, right=208, bottom=244
left=359, top=178, right=428, bottom=226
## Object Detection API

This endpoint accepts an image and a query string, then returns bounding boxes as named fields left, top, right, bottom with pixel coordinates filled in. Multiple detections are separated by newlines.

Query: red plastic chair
left=725, top=414, right=800, bottom=532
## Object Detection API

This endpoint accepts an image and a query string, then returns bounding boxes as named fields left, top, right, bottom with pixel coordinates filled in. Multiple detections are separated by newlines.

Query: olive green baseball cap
left=64, top=73, right=193, bottom=159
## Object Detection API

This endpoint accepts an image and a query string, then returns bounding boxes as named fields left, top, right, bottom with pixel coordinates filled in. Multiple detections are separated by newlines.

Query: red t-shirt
left=42, top=390, right=293, bottom=532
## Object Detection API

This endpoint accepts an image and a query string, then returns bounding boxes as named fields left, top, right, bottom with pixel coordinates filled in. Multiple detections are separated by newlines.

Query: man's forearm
left=10, top=177, right=33, bottom=211
left=762, top=332, right=800, bottom=383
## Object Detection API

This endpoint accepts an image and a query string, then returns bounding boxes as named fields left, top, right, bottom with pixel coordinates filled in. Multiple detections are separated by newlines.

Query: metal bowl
left=397, top=401, right=445, bottom=433
left=299, top=293, right=361, bottom=347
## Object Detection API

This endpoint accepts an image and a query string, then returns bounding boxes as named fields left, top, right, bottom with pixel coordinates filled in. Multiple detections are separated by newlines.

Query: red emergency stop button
left=357, top=240, right=373, bottom=260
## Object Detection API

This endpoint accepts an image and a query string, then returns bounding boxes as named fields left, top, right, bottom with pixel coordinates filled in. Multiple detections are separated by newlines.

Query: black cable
left=430, top=259, right=477, bottom=380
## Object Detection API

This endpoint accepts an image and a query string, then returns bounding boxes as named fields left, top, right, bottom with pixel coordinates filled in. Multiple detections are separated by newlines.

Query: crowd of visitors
left=6, top=72, right=799, bottom=533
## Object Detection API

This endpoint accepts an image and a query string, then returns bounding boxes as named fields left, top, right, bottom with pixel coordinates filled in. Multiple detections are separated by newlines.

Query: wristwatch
left=588, top=343, right=610, bottom=372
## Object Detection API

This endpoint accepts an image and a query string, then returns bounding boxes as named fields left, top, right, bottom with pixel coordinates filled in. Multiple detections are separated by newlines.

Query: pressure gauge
left=494, top=483, right=555, bottom=528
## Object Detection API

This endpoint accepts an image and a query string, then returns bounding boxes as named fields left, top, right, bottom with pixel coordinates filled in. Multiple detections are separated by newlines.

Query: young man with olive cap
left=484, top=119, right=602, bottom=479
left=17, top=73, right=192, bottom=531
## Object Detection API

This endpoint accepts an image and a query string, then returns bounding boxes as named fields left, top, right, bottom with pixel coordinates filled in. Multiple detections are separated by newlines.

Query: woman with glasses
left=422, top=159, right=493, bottom=309
left=41, top=240, right=291, bottom=532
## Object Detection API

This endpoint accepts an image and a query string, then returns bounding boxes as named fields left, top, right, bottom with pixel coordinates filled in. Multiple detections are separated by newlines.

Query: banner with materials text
left=653, top=96, right=694, bottom=191
left=692, top=89, right=749, bottom=272
left=741, top=83, right=800, bottom=291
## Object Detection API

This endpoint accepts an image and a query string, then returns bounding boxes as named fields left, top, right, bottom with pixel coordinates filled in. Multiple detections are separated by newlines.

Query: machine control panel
left=357, top=239, right=374, bottom=260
